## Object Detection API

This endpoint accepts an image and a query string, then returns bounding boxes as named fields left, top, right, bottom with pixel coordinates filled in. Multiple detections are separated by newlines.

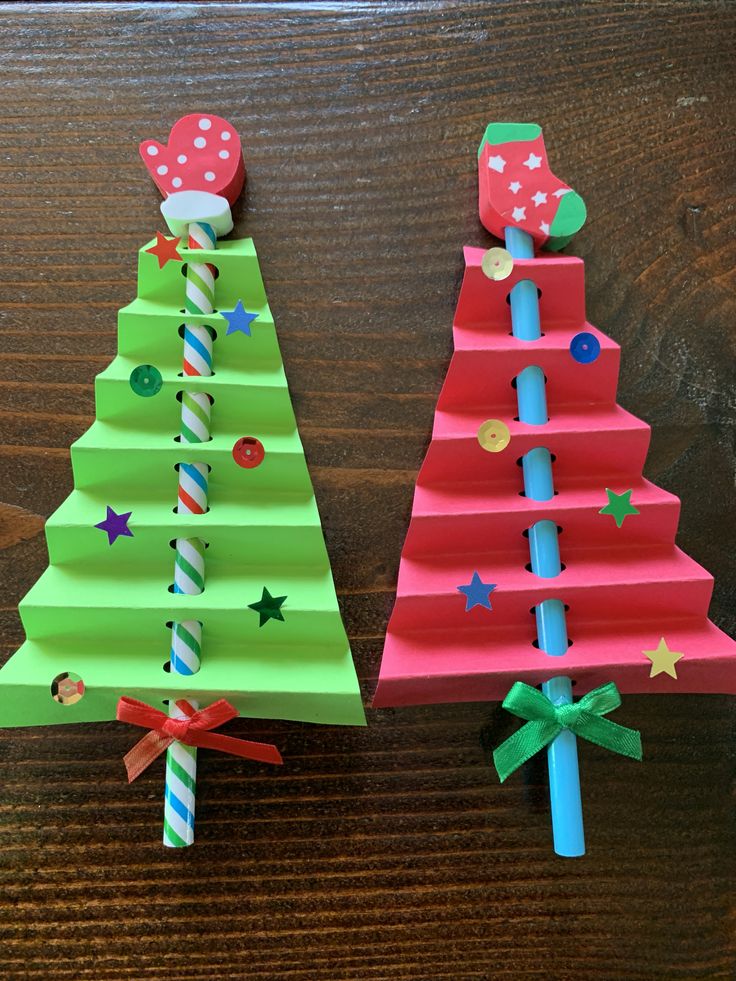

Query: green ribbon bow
left=493, top=681, right=642, bottom=782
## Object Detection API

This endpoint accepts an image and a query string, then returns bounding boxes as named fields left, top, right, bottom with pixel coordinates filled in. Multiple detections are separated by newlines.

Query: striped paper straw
left=179, top=393, right=211, bottom=447
left=173, top=536, right=206, bottom=596
left=182, top=221, right=215, bottom=377
left=163, top=699, right=199, bottom=848
left=170, top=620, right=202, bottom=676
left=177, top=461, right=208, bottom=516
left=182, top=328, right=212, bottom=377
left=165, top=220, right=217, bottom=849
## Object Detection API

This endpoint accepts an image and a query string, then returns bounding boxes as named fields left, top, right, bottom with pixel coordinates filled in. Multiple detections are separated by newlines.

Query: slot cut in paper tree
left=1, top=114, right=365, bottom=847
left=373, top=122, right=736, bottom=856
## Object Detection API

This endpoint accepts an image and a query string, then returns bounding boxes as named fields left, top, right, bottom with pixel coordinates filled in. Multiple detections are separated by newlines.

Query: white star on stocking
left=488, top=155, right=506, bottom=173
left=523, top=152, right=542, bottom=170
left=540, top=221, right=550, bottom=235
left=512, top=206, right=527, bottom=222
left=553, top=188, right=571, bottom=198
left=532, top=191, right=547, bottom=206
left=508, top=181, right=522, bottom=194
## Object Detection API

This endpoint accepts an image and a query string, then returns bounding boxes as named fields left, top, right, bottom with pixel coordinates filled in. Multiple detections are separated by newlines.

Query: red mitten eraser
left=140, top=113, right=245, bottom=205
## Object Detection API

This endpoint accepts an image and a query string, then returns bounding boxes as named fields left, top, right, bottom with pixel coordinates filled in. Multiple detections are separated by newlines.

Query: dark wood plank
left=0, top=3, right=734, bottom=979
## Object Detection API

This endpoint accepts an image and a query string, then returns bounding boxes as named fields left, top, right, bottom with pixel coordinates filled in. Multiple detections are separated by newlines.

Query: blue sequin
left=570, top=331, right=600, bottom=364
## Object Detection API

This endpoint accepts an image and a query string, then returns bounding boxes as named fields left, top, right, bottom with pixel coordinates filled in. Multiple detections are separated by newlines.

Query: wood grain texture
left=1, top=2, right=735, bottom=979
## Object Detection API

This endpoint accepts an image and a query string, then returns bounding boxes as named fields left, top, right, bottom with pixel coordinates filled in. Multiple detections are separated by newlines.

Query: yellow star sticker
left=642, top=637, right=684, bottom=679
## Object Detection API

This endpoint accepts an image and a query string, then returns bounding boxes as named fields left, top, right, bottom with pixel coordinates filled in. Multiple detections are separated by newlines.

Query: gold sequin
left=481, top=247, right=514, bottom=282
left=477, top=419, right=511, bottom=452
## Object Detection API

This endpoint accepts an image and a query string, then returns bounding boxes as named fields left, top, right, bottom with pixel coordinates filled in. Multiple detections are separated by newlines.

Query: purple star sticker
left=221, top=299, right=259, bottom=336
left=457, top=572, right=496, bottom=612
left=95, top=506, right=133, bottom=545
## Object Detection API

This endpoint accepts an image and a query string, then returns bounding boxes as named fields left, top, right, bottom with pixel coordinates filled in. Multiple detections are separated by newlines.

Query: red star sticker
left=145, top=231, right=182, bottom=269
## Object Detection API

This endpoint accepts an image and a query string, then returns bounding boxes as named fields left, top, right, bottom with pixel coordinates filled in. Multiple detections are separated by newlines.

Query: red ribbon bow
left=116, top=696, right=283, bottom=783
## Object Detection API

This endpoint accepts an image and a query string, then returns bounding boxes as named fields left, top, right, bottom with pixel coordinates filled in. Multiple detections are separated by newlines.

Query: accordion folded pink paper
left=373, top=249, right=736, bottom=707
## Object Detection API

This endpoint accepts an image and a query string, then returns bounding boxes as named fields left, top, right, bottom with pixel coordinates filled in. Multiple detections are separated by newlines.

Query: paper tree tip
left=140, top=113, right=246, bottom=205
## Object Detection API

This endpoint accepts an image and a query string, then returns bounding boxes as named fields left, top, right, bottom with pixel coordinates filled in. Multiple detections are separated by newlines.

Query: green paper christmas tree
left=1, top=117, right=364, bottom=740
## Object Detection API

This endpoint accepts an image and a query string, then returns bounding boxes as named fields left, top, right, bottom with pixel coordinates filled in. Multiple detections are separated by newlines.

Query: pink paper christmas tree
left=374, top=124, right=736, bottom=711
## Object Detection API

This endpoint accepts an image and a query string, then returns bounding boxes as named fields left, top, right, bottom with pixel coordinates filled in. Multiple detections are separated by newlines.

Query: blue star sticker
left=457, top=572, right=496, bottom=612
left=221, top=299, right=259, bottom=336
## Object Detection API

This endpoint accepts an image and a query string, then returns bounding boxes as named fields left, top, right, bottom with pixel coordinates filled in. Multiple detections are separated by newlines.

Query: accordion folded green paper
left=1, top=239, right=365, bottom=729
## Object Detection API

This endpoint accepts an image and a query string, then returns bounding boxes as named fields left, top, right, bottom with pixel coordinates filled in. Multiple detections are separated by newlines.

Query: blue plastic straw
left=505, top=226, right=585, bottom=857
left=516, top=366, right=547, bottom=424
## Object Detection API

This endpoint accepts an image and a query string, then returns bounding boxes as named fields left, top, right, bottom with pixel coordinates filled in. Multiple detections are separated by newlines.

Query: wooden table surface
left=1, top=3, right=734, bottom=979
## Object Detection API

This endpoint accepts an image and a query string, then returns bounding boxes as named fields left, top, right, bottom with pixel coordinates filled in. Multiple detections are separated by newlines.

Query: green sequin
left=129, top=364, right=163, bottom=397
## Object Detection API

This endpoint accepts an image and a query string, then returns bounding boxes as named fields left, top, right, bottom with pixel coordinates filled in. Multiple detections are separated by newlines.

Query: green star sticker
left=248, top=587, right=287, bottom=627
left=599, top=488, right=640, bottom=528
